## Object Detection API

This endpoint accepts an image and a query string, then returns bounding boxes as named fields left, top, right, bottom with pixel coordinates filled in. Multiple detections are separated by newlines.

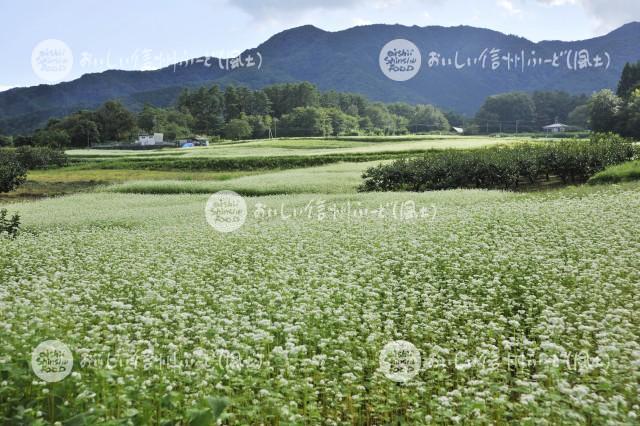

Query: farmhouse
left=543, top=123, right=571, bottom=133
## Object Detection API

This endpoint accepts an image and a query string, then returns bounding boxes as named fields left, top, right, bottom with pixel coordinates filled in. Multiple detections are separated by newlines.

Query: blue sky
left=1, top=0, right=639, bottom=91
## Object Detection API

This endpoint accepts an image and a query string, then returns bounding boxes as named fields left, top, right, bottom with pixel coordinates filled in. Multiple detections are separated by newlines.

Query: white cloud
left=0, top=85, right=14, bottom=92
left=536, top=0, right=577, bottom=5
left=227, top=0, right=440, bottom=19
left=228, top=0, right=370, bottom=18
left=352, top=17, right=372, bottom=26
left=536, top=0, right=640, bottom=32
left=497, top=0, right=522, bottom=16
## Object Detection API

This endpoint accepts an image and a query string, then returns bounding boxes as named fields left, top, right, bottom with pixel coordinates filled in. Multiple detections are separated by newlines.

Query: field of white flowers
left=1, top=184, right=640, bottom=424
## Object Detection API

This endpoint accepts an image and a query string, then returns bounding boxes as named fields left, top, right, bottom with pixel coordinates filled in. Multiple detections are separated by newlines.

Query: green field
left=66, top=136, right=525, bottom=160
left=101, top=161, right=384, bottom=195
left=1, top=136, right=639, bottom=424
left=7, top=136, right=532, bottom=200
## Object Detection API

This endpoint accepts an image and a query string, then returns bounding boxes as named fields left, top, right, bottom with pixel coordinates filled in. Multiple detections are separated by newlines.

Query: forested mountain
left=1, top=22, right=639, bottom=134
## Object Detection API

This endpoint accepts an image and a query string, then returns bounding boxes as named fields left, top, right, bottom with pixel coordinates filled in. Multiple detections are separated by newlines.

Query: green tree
left=0, top=135, right=11, bottom=147
left=223, top=86, right=242, bottom=121
left=13, top=135, right=33, bottom=147
left=443, top=110, right=466, bottom=128
left=391, top=115, right=409, bottom=134
left=224, top=117, right=253, bottom=140
left=248, top=91, right=272, bottom=116
left=45, top=111, right=101, bottom=147
left=358, top=116, right=374, bottom=133
left=567, top=104, right=591, bottom=129
left=279, top=107, right=331, bottom=137
left=33, top=129, right=71, bottom=148
left=138, top=104, right=157, bottom=133
left=620, top=89, right=640, bottom=139
left=246, top=115, right=272, bottom=139
left=616, top=61, right=640, bottom=99
left=95, top=101, right=136, bottom=142
left=387, top=102, right=415, bottom=120
left=410, top=104, right=450, bottom=132
left=69, top=119, right=100, bottom=147
left=326, top=108, right=359, bottom=136
left=263, top=82, right=320, bottom=117
left=363, top=104, right=393, bottom=133
left=475, top=92, right=536, bottom=133
left=532, top=91, right=588, bottom=128
left=0, top=151, right=27, bottom=193
left=177, top=86, right=224, bottom=135
left=589, top=89, right=621, bottom=133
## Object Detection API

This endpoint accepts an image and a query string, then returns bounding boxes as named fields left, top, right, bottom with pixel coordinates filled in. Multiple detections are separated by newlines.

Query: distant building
left=452, top=127, right=464, bottom=134
left=138, top=133, right=164, bottom=145
left=543, top=123, right=571, bottom=133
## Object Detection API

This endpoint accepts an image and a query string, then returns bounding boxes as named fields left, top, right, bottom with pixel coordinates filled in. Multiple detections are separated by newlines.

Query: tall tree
left=96, top=101, right=136, bottom=142
left=263, top=82, right=320, bottom=117
left=616, top=61, right=640, bottom=99
left=177, top=86, right=224, bottom=135
left=410, top=104, right=450, bottom=132
left=532, top=91, right=588, bottom=128
left=475, top=92, right=536, bottom=133
left=138, top=104, right=157, bottom=133
left=589, top=89, right=621, bottom=133
left=278, top=107, right=331, bottom=137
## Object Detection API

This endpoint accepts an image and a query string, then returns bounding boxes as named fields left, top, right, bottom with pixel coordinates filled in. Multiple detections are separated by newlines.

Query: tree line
left=1, top=62, right=638, bottom=147
left=468, top=61, right=640, bottom=137
left=0, top=82, right=453, bottom=147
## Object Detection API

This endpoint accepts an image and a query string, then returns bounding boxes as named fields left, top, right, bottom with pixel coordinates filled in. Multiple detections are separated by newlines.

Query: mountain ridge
left=2, top=22, right=639, bottom=134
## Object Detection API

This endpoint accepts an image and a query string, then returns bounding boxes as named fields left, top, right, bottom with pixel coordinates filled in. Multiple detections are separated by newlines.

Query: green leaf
left=205, top=397, right=228, bottom=420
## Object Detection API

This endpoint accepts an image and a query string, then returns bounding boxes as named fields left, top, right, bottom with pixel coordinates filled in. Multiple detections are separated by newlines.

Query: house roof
left=543, top=123, right=570, bottom=129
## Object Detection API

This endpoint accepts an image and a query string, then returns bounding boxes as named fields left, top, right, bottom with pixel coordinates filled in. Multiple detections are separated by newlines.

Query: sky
left=1, top=0, right=639, bottom=91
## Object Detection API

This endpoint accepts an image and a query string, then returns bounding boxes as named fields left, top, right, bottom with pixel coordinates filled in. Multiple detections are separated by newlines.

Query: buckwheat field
left=2, top=183, right=639, bottom=424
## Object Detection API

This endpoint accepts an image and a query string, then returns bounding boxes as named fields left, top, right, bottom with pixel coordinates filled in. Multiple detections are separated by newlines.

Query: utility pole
left=486, top=122, right=489, bottom=134
left=515, top=120, right=519, bottom=134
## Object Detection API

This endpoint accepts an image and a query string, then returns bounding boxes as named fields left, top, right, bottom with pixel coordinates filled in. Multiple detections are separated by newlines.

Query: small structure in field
left=138, top=133, right=164, bottom=145
left=177, top=137, right=209, bottom=147
left=452, top=127, right=464, bottom=134
left=543, top=123, right=571, bottom=133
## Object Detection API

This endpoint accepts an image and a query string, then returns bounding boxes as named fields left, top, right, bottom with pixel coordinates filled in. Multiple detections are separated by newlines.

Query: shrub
left=0, top=209, right=20, bottom=238
left=360, top=134, right=637, bottom=192
left=15, top=146, right=68, bottom=169
left=0, top=150, right=27, bottom=193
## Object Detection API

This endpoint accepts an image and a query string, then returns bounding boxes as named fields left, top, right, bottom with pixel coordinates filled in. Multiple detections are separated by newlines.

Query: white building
left=543, top=123, right=570, bottom=133
left=137, top=133, right=164, bottom=145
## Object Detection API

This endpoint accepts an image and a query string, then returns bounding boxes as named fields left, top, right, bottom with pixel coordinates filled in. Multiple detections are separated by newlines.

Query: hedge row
left=0, top=146, right=68, bottom=170
left=359, top=134, right=637, bottom=192
left=72, top=152, right=429, bottom=172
